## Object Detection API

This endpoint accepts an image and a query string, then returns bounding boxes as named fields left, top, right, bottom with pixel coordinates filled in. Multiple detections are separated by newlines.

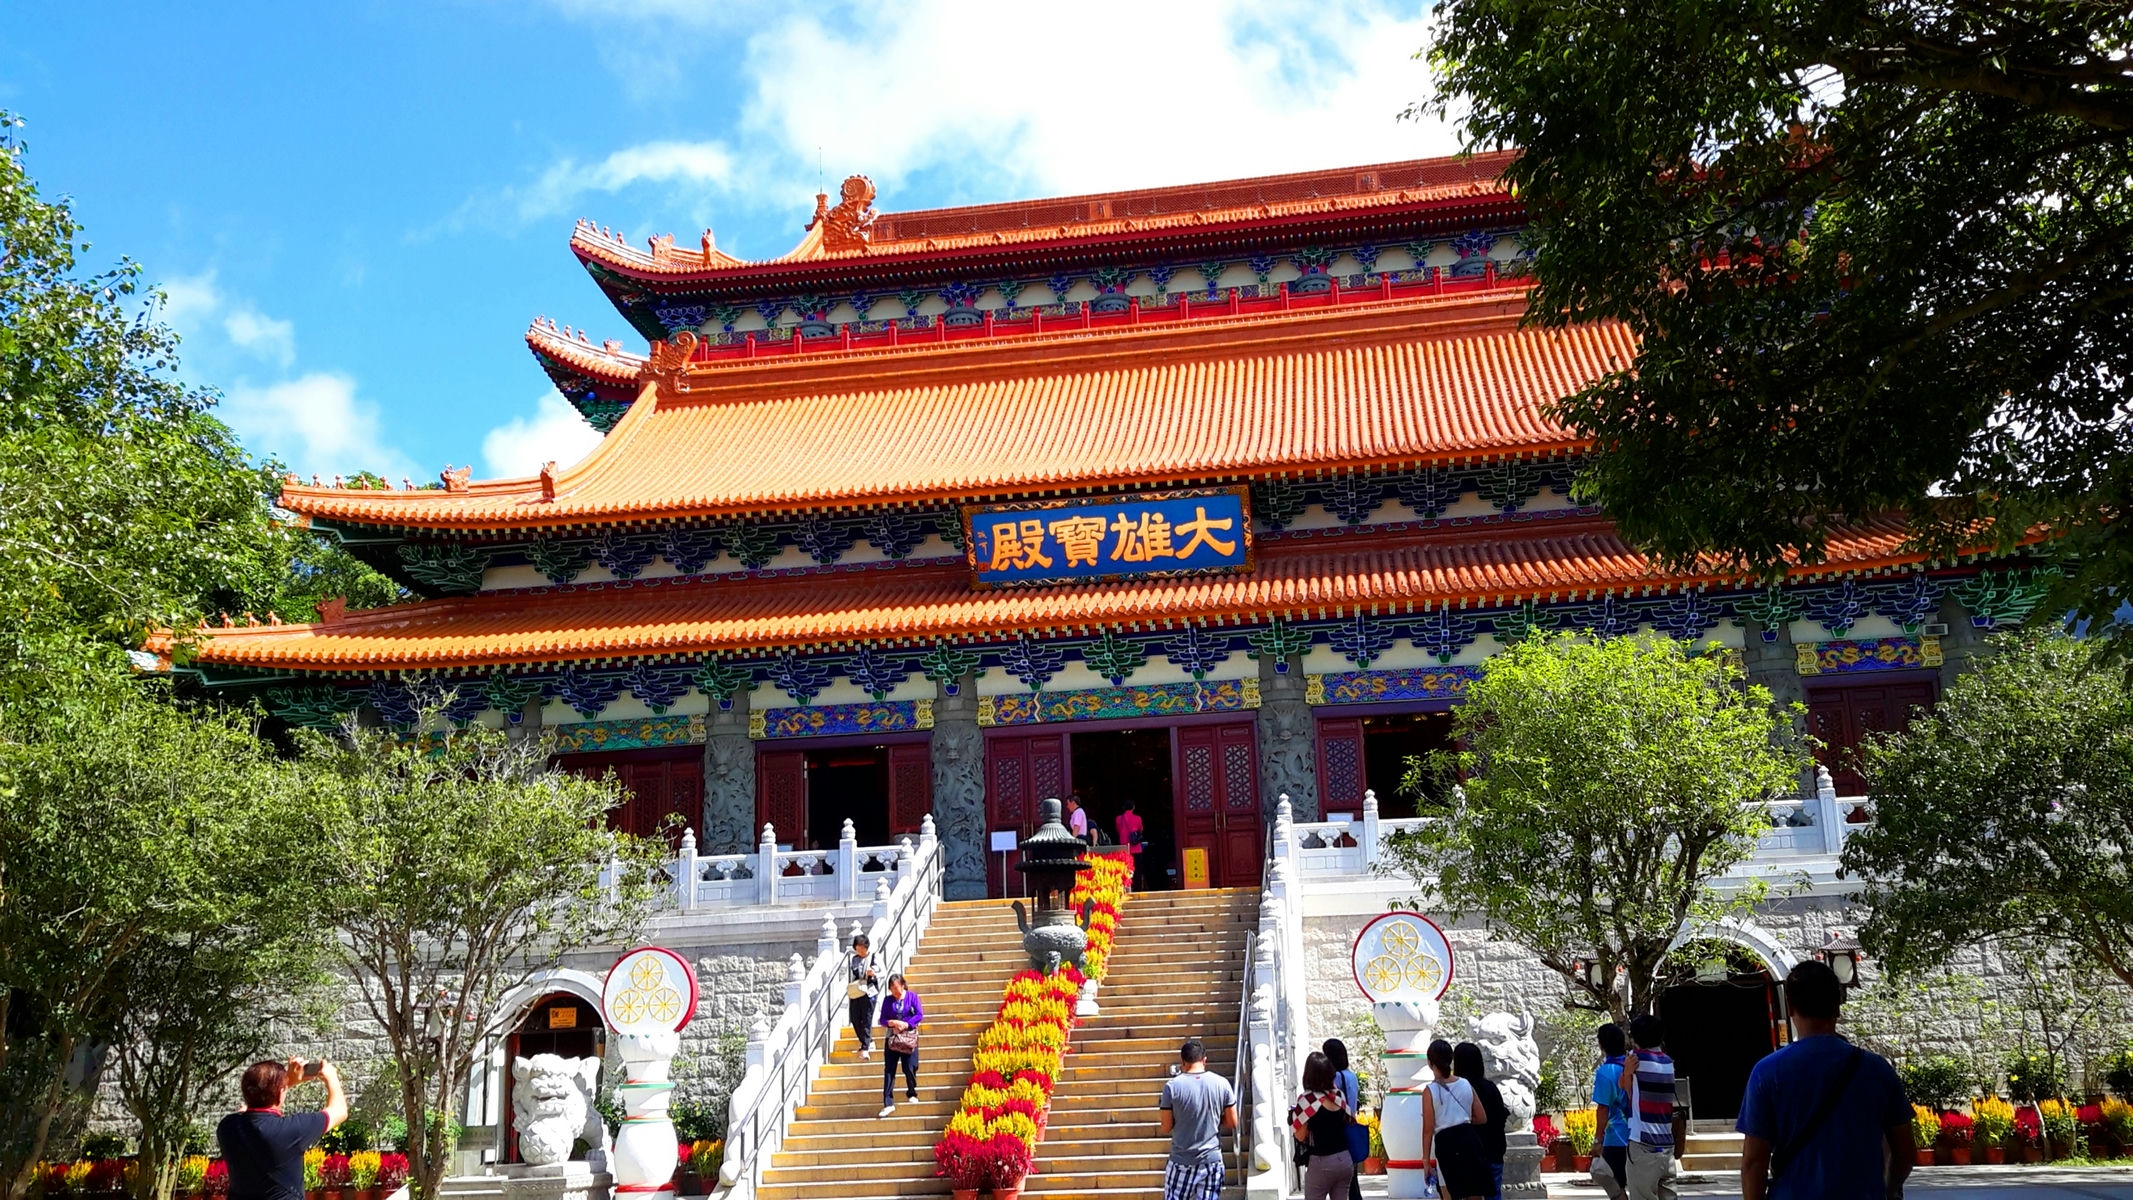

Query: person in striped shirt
left=1623, top=1015, right=1685, bottom=1200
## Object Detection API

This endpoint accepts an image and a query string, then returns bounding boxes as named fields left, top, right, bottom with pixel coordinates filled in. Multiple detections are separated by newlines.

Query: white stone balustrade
left=1286, top=770, right=1872, bottom=885
left=661, top=820, right=914, bottom=911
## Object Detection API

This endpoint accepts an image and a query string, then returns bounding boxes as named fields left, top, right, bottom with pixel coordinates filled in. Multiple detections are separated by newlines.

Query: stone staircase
left=757, top=889, right=1256, bottom=1200
left=1681, top=1124, right=1745, bottom=1174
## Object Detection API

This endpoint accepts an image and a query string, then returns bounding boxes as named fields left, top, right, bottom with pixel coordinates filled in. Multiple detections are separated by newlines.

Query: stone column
left=931, top=674, right=988, bottom=901
left=701, top=690, right=755, bottom=854
left=1256, top=654, right=1318, bottom=821
left=1934, top=594, right=1990, bottom=692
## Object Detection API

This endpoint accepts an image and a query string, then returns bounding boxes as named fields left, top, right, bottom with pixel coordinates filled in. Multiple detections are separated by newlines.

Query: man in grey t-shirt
left=1158, top=1039, right=1238, bottom=1200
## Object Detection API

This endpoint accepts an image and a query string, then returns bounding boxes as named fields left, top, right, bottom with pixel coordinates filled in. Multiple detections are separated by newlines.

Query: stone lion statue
left=1470, top=1011, right=1544, bottom=1123
left=511, top=1053, right=602, bottom=1166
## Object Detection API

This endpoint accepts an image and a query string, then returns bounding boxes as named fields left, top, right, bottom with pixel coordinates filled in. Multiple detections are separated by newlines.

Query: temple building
left=174, top=152, right=2048, bottom=905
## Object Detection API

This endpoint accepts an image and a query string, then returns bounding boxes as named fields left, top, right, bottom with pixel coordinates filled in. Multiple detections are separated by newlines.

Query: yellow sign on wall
left=548, top=1006, right=576, bottom=1030
left=1182, top=847, right=1210, bottom=890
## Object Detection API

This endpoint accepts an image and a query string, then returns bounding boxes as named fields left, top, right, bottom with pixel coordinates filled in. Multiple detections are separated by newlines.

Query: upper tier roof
left=280, top=287, right=1625, bottom=533
left=571, top=152, right=1520, bottom=290
left=169, top=513, right=1945, bottom=675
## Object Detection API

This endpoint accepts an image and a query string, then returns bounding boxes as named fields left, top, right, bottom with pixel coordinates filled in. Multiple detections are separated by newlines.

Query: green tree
left=0, top=112, right=398, bottom=690
left=0, top=674, right=316, bottom=1199
left=300, top=701, right=662, bottom=1200
left=1844, top=634, right=2133, bottom=990
left=1384, top=632, right=1806, bottom=1019
left=1416, top=1, right=2133, bottom=634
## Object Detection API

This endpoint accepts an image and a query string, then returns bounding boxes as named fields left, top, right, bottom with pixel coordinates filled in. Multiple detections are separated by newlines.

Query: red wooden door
left=984, top=733, right=1067, bottom=897
left=1315, top=716, right=1366, bottom=817
left=888, top=742, right=932, bottom=836
left=552, top=747, right=699, bottom=845
left=756, top=748, right=807, bottom=847
left=1806, top=679, right=1938, bottom=795
left=1175, top=723, right=1263, bottom=888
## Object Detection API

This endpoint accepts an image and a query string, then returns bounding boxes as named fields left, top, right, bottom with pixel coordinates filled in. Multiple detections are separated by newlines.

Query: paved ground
left=1351, top=1164, right=2133, bottom=1198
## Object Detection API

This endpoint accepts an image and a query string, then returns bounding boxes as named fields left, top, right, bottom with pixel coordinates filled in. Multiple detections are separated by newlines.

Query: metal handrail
left=1233, top=930, right=1256, bottom=1175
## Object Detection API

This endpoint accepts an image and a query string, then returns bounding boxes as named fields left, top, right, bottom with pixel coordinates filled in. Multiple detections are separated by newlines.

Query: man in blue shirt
left=1589, top=1022, right=1632, bottom=1199
left=1738, top=961, right=1913, bottom=1200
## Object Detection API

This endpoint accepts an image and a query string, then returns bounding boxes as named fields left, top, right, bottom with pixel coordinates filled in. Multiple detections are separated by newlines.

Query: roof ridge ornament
left=806, top=175, right=877, bottom=252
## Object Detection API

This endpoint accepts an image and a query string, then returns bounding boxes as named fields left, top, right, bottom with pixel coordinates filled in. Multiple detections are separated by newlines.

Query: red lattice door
left=984, top=733, right=1067, bottom=897
left=1807, top=679, right=1938, bottom=796
left=1315, top=717, right=1366, bottom=817
left=887, top=742, right=932, bottom=836
left=755, top=748, right=807, bottom=848
left=552, top=746, right=700, bottom=847
left=1175, top=722, right=1262, bottom=888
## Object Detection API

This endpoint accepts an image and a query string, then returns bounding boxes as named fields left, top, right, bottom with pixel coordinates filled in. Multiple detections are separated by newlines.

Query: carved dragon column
left=700, top=689, right=755, bottom=855
left=1256, top=653, right=1318, bottom=822
left=930, top=673, right=988, bottom=901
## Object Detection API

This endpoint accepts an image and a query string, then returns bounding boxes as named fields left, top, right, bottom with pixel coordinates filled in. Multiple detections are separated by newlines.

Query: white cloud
left=159, top=271, right=223, bottom=327
left=221, top=373, right=417, bottom=482
left=482, top=389, right=607, bottom=479
left=470, top=140, right=738, bottom=227
left=223, top=306, right=296, bottom=367
left=504, top=1, right=1457, bottom=243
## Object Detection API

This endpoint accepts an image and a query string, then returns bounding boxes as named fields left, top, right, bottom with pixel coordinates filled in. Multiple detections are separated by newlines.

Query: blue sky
left=3, top=1, right=1458, bottom=484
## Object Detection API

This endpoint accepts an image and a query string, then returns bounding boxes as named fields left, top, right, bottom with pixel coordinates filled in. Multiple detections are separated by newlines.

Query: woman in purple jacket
left=877, top=973, right=924, bottom=1116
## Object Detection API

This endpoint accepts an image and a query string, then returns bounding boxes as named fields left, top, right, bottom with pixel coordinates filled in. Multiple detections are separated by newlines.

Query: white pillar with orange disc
left=1351, top=912, right=1454, bottom=1200
left=600, top=947, right=698, bottom=1200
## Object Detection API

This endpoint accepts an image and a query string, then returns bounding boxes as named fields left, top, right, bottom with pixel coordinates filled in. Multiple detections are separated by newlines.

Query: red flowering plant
left=321, top=1155, right=352, bottom=1189
left=374, top=1155, right=410, bottom=1191
left=204, top=1161, right=230, bottom=1196
left=1531, top=1115, right=1560, bottom=1150
left=36, top=1163, right=71, bottom=1199
left=2015, top=1107, right=2043, bottom=1143
left=1939, top=1112, right=1974, bottom=1145
left=83, top=1161, right=127, bottom=1194
left=2078, top=1104, right=2104, bottom=1129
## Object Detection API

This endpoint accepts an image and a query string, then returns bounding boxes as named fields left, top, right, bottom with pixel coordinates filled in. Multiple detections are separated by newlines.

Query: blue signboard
left=964, top=487, right=1254, bottom=589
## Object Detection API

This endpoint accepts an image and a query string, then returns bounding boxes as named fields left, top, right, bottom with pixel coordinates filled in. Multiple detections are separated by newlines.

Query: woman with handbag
left=847, top=933, right=880, bottom=1059
left=877, top=974, right=923, bottom=1116
left=1324, top=1039, right=1367, bottom=1200
left=1290, top=1051, right=1353, bottom=1200
left=1419, top=1039, right=1490, bottom=1200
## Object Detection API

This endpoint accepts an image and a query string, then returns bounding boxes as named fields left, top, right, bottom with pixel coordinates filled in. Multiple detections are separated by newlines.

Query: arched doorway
left=1656, top=924, right=1795, bottom=1123
left=500, top=991, right=606, bottom=1163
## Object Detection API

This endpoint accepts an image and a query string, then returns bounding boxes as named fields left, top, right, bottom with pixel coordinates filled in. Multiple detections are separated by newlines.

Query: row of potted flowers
left=1532, top=1098, right=2133, bottom=1170
left=30, top=1153, right=412, bottom=1200
left=1913, top=1098, right=2133, bottom=1164
left=931, top=851, right=1132, bottom=1200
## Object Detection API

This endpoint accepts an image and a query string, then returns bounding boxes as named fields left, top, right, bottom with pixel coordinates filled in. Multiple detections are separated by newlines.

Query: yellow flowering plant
left=1563, top=1108, right=1598, bottom=1155
left=346, top=1153, right=381, bottom=1191
left=1971, top=1097, right=2015, bottom=1149
left=177, top=1157, right=211, bottom=1193
left=1913, top=1104, right=1942, bottom=1148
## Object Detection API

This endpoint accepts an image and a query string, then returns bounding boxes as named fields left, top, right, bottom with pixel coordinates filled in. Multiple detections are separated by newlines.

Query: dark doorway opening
left=1361, top=712, right=1458, bottom=818
left=1070, top=729, right=1176, bottom=890
left=805, top=747, right=889, bottom=848
left=502, top=993, right=603, bottom=1163
left=1659, top=961, right=1779, bottom=1122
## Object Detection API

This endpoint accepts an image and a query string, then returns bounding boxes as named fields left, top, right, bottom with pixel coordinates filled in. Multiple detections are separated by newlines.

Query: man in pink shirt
left=1113, top=799, right=1145, bottom=888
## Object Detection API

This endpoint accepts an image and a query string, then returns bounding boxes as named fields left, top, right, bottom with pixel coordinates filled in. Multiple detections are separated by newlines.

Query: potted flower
left=1548, top=1114, right=1577, bottom=1171
left=688, top=1139, right=723, bottom=1191
left=933, top=1130, right=989, bottom=1200
left=204, top=1160, right=229, bottom=1198
left=1911, top=1105, right=1940, bottom=1166
left=2014, top=1107, right=2043, bottom=1162
left=2103, top=1098, right=2133, bottom=1159
left=321, top=1153, right=350, bottom=1200
left=2040, top=1099, right=2079, bottom=1160
left=984, top=1130, right=1034, bottom=1200
left=347, top=1151, right=381, bottom=1200
left=1972, top=1098, right=2014, bottom=1165
left=1362, top=1111, right=1386, bottom=1175
left=1938, top=1111, right=1973, bottom=1165
left=1564, top=1108, right=1597, bottom=1172
left=374, top=1154, right=408, bottom=1197
left=175, top=1156, right=209, bottom=1200
left=2078, top=1104, right=2107, bottom=1160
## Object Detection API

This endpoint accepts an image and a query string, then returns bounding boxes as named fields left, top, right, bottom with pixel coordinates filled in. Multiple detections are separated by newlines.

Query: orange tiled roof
left=175, top=513, right=1951, bottom=674
left=573, top=153, right=1518, bottom=278
left=526, top=319, right=645, bottom=385
left=282, top=289, right=1623, bottom=532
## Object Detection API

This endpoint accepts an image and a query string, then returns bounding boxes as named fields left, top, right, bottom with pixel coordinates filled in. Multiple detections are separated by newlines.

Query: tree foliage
left=1384, top=633, right=1807, bottom=1019
left=0, top=673, right=322, bottom=1200
left=1419, top=0, right=2133, bottom=636
left=1844, top=634, right=2133, bottom=989
left=0, top=112, right=398, bottom=692
left=299, top=703, right=662, bottom=1200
